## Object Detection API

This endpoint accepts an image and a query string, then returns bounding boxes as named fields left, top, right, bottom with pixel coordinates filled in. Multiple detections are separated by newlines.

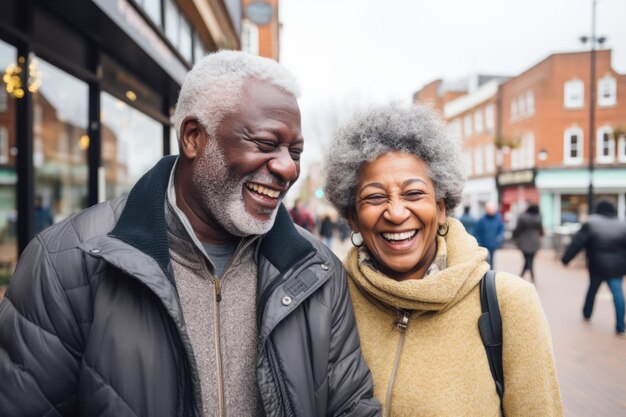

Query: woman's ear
left=437, top=200, right=447, bottom=225
left=348, top=208, right=359, bottom=232
left=180, top=117, right=205, bottom=159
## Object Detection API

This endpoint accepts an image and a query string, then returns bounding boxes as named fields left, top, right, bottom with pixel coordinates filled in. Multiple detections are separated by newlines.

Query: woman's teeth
left=382, top=230, right=417, bottom=241
left=246, top=182, right=280, bottom=198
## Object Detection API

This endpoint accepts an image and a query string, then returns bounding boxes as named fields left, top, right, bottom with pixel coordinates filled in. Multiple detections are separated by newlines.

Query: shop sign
left=496, top=169, right=535, bottom=187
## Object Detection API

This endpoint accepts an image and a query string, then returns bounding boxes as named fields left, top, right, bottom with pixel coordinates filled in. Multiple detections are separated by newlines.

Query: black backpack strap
left=479, top=270, right=505, bottom=407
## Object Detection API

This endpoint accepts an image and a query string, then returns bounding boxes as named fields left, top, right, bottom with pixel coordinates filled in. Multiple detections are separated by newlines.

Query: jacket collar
left=110, top=155, right=314, bottom=276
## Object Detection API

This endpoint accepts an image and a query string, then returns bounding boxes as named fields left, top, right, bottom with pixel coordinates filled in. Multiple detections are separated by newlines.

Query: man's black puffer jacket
left=0, top=156, right=380, bottom=417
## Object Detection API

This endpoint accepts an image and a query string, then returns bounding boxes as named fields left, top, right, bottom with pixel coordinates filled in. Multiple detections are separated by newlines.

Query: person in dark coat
left=562, top=200, right=626, bottom=336
left=512, top=205, right=543, bottom=282
left=474, top=202, right=505, bottom=269
left=319, top=214, right=336, bottom=248
left=458, top=206, right=477, bottom=236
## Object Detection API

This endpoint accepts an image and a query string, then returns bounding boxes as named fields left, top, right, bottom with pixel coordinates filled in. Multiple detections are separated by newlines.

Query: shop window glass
left=463, top=114, right=472, bottom=136
left=0, top=39, right=17, bottom=284
left=165, top=0, right=180, bottom=48
left=170, top=126, right=179, bottom=155
left=141, top=0, right=162, bottom=27
left=194, top=33, right=205, bottom=64
left=32, top=57, right=88, bottom=236
left=101, top=92, right=162, bottom=199
left=179, top=16, right=192, bottom=63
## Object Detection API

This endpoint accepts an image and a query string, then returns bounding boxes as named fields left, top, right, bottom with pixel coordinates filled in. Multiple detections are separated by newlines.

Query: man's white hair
left=173, top=50, right=301, bottom=143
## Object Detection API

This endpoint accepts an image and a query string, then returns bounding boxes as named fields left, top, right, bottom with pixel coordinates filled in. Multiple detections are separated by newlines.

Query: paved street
left=495, top=248, right=625, bottom=416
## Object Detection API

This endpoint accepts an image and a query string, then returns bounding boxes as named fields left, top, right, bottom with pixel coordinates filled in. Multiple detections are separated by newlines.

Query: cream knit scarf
left=344, top=218, right=489, bottom=314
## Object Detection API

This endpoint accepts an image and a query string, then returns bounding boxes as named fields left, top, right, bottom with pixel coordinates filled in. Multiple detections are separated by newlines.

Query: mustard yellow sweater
left=344, top=218, right=562, bottom=417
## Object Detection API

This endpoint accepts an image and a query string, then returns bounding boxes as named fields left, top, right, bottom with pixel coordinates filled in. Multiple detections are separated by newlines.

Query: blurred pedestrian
left=512, top=204, right=543, bottom=282
left=34, top=196, right=54, bottom=234
left=288, top=198, right=315, bottom=232
left=319, top=214, right=335, bottom=248
left=474, top=201, right=505, bottom=269
left=459, top=205, right=477, bottom=236
left=562, top=200, right=626, bottom=337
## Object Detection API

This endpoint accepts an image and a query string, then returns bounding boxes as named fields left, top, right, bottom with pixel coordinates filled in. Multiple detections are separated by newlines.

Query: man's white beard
left=192, top=140, right=283, bottom=237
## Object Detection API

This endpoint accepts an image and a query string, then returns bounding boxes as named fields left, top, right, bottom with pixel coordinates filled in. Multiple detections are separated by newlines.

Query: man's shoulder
left=37, top=196, right=127, bottom=252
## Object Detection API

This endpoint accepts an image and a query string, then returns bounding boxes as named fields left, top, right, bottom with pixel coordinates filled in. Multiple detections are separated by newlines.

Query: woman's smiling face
left=349, top=152, right=446, bottom=281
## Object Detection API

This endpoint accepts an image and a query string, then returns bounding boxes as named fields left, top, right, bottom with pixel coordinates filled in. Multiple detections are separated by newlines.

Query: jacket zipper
left=385, top=311, right=410, bottom=417
left=204, top=239, right=247, bottom=417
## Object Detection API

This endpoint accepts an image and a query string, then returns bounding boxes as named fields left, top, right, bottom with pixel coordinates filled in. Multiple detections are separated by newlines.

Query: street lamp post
left=580, top=0, right=606, bottom=215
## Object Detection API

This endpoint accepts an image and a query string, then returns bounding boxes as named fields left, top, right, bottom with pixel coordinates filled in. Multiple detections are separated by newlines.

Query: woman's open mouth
left=381, top=230, right=417, bottom=243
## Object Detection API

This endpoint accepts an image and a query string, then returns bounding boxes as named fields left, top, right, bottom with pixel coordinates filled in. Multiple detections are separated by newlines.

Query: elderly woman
left=323, top=104, right=562, bottom=417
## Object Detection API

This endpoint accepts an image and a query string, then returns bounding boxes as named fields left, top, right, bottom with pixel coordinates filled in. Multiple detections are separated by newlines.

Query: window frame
left=596, top=126, right=615, bottom=164
left=564, top=127, right=584, bottom=165
left=564, top=79, right=584, bottom=109
left=597, top=75, right=617, bottom=107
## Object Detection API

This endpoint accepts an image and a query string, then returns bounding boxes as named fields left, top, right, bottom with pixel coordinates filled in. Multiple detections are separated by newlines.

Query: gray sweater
left=165, top=167, right=261, bottom=417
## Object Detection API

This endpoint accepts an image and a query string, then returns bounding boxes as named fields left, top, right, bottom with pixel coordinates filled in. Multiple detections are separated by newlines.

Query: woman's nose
left=383, top=199, right=410, bottom=224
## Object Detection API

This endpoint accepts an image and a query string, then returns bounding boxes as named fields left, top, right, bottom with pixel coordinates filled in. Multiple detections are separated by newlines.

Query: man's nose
left=267, top=147, right=299, bottom=183
left=383, top=199, right=410, bottom=224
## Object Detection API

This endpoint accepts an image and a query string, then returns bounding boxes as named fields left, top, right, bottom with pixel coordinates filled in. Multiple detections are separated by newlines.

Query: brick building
left=414, top=49, right=626, bottom=232
left=241, top=0, right=281, bottom=60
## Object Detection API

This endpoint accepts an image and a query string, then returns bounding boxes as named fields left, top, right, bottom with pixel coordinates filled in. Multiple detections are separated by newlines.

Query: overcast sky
left=279, top=0, right=625, bottom=187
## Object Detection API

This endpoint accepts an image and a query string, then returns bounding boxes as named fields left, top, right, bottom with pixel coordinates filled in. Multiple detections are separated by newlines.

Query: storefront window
left=0, top=39, right=17, bottom=284
left=170, top=126, right=179, bottom=155
left=101, top=92, right=162, bottom=199
left=141, top=0, right=162, bottom=27
left=31, top=58, right=89, bottom=234
left=560, top=195, right=587, bottom=224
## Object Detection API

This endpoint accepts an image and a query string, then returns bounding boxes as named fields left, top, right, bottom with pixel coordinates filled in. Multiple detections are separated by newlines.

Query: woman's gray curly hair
left=323, top=103, right=465, bottom=219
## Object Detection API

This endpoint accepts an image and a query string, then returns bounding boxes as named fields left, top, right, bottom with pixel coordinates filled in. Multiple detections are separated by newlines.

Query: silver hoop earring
left=351, top=231, right=364, bottom=247
left=437, top=222, right=449, bottom=237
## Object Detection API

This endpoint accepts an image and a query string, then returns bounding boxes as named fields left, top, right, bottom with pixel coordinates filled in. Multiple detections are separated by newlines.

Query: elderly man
left=0, top=51, right=379, bottom=417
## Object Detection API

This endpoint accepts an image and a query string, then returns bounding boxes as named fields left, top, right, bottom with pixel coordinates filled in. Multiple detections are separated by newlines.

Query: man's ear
left=180, top=117, right=205, bottom=159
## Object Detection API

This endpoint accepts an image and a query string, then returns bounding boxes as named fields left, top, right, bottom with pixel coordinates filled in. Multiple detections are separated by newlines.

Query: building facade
left=0, top=0, right=240, bottom=277
left=415, top=49, right=626, bottom=232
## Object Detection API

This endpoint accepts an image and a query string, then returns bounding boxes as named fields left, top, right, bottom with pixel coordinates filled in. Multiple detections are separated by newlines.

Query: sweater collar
left=110, top=155, right=314, bottom=277
left=344, top=217, right=489, bottom=313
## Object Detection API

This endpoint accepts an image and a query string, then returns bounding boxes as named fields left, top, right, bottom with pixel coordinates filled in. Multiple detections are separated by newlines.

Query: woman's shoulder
left=493, top=271, right=541, bottom=308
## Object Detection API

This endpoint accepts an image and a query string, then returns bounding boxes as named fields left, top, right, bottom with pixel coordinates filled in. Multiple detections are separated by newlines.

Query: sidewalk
left=494, top=248, right=626, bottom=417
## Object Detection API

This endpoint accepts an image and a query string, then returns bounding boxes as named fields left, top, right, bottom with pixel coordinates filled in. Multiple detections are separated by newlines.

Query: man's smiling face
left=191, top=78, right=303, bottom=238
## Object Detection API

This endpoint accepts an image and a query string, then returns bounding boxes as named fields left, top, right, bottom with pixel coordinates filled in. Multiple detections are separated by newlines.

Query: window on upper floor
left=485, top=143, right=495, bottom=173
left=564, top=127, right=584, bottom=165
left=598, top=76, right=617, bottom=107
left=464, top=114, right=472, bottom=136
left=596, top=126, right=615, bottom=163
left=517, top=96, right=526, bottom=118
left=564, top=79, right=584, bottom=109
left=510, top=100, right=518, bottom=121
left=618, top=135, right=626, bottom=163
left=474, top=109, right=483, bottom=134
left=463, top=149, right=472, bottom=176
left=474, top=146, right=484, bottom=175
left=485, top=104, right=495, bottom=132
left=526, top=90, right=535, bottom=115
left=140, top=0, right=162, bottom=27
left=523, top=133, right=535, bottom=168
left=448, top=118, right=462, bottom=141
